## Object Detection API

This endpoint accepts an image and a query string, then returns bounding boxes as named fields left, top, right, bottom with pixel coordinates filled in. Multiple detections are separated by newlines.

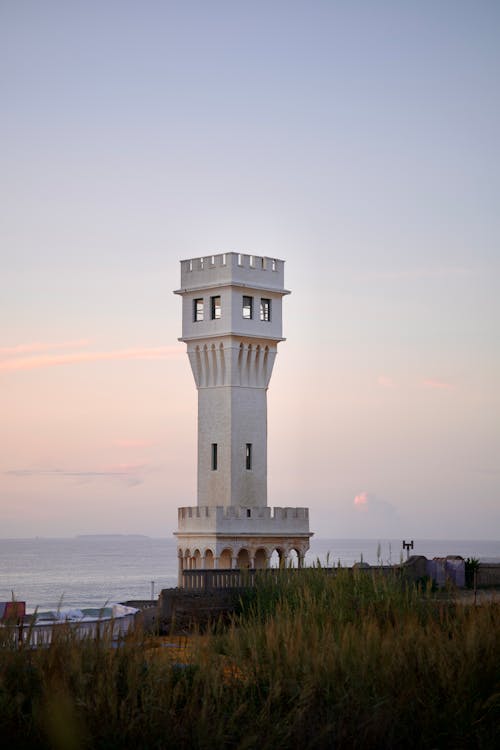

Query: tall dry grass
left=1, top=569, right=499, bottom=749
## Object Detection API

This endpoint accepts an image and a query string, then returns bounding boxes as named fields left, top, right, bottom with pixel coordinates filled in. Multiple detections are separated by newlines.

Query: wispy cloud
left=0, top=339, right=91, bottom=356
left=0, top=346, right=182, bottom=373
left=5, top=463, right=150, bottom=487
left=113, top=439, right=156, bottom=448
left=375, top=375, right=455, bottom=390
left=377, top=375, right=395, bottom=388
left=422, top=378, right=454, bottom=390
left=103, top=462, right=149, bottom=473
left=364, top=266, right=473, bottom=281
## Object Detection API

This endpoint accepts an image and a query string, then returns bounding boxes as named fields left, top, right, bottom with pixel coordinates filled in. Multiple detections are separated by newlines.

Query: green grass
left=1, top=570, right=499, bottom=749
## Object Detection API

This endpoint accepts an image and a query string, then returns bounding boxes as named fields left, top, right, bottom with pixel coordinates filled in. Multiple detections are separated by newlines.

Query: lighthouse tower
left=174, top=252, right=311, bottom=584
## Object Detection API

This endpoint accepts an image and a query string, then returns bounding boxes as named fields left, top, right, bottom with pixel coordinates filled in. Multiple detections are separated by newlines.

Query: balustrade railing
left=1, top=612, right=137, bottom=648
left=181, top=567, right=303, bottom=591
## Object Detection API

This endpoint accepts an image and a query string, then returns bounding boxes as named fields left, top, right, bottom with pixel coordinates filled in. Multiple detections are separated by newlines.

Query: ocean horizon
left=1, top=535, right=499, bottom=613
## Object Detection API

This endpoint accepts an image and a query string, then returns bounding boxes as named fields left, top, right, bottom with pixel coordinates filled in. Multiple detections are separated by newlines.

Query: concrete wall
left=122, top=600, right=159, bottom=631
left=425, top=557, right=465, bottom=588
left=476, top=564, right=500, bottom=587
left=159, top=588, right=238, bottom=632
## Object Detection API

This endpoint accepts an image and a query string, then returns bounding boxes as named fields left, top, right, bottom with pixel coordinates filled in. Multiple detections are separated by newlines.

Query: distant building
left=174, top=252, right=311, bottom=583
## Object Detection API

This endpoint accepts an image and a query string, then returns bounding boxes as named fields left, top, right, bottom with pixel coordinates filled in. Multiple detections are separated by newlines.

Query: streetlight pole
left=402, top=540, right=414, bottom=560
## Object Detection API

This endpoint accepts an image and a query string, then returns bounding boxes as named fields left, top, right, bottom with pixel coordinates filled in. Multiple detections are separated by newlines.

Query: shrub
left=1, top=571, right=499, bottom=749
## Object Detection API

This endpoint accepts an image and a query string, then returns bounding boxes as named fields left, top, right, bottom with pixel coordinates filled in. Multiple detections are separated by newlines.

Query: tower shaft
left=197, top=383, right=267, bottom=508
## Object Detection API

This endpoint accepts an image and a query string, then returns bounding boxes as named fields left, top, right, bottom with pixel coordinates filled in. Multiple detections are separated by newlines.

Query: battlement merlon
left=174, top=252, right=291, bottom=296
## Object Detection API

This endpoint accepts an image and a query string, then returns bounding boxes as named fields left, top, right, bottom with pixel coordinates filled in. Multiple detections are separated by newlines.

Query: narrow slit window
left=245, top=443, right=252, bottom=470
left=260, top=298, right=271, bottom=321
left=211, top=295, right=221, bottom=319
left=271, top=259, right=277, bottom=271
left=246, top=508, right=251, bottom=517
left=242, top=295, right=253, bottom=319
left=194, top=298, right=204, bottom=322
left=211, top=443, right=218, bottom=471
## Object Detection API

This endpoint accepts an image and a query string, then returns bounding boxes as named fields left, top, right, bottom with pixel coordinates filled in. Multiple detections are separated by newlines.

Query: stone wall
left=159, top=588, right=239, bottom=632
left=122, top=600, right=158, bottom=631
left=400, top=555, right=429, bottom=582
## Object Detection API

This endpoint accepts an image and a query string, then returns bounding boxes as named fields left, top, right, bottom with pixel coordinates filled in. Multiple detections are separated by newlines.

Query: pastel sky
left=1, top=1, right=499, bottom=539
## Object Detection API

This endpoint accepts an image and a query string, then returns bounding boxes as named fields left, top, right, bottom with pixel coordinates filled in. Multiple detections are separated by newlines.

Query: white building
left=174, top=252, right=311, bottom=583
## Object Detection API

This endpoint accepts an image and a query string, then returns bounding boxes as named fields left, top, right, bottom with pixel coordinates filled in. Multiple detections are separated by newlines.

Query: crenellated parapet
left=177, top=252, right=287, bottom=293
left=178, top=505, right=310, bottom=535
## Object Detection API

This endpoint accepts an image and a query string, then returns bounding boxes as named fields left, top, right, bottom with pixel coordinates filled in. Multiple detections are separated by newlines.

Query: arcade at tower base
left=176, top=505, right=312, bottom=585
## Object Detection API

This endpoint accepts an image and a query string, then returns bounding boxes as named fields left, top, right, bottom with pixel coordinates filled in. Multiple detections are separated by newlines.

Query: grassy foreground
left=1, top=570, right=499, bottom=749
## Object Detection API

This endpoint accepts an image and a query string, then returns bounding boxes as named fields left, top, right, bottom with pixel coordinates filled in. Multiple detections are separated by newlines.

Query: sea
left=1, top=536, right=499, bottom=614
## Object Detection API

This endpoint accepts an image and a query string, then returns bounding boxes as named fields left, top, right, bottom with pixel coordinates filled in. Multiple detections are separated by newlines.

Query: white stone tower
left=174, top=252, right=311, bottom=583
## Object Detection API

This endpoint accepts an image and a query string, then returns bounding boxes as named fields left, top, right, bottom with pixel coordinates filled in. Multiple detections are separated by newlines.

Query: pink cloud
left=377, top=375, right=395, bottom=388
left=354, top=491, right=369, bottom=508
left=0, top=346, right=182, bottom=373
left=422, top=378, right=453, bottom=389
left=352, top=491, right=399, bottom=522
left=0, top=339, right=90, bottom=356
left=113, top=439, right=156, bottom=448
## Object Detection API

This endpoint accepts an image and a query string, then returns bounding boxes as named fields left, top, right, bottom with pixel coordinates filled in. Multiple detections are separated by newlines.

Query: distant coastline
left=75, top=534, right=149, bottom=539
